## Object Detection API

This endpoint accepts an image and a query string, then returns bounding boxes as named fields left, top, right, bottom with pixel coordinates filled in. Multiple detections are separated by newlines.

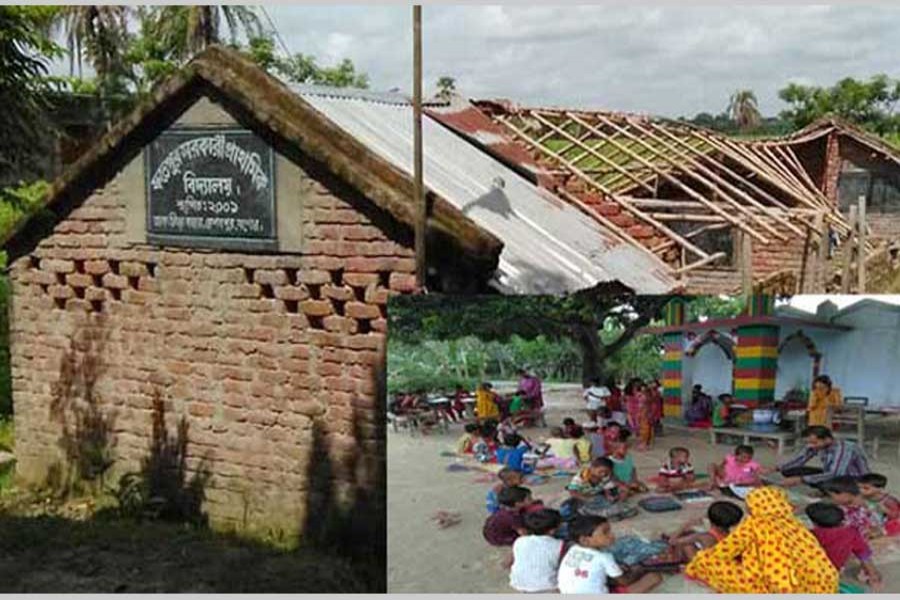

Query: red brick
left=120, top=262, right=148, bottom=277
left=322, top=284, right=355, bottom=301
left=274, top=285, right=310, bottom=302
left=345, top=302, right=381, bottom=320
left=594, top=203, right=622, bottom=217
left=389, top=273, right=417, bottom=292
left=300, top=300, right=334, bottom=317
left=48, top=285, right=74, bottom=299
left=254, top=269, right=288, bottom=286
left=343, top=272, right=379, bottom=287
left=66, top=273, right=92, bottom=288
left=102, top=273, right=128, bottom=289
left=298, top=270, right=331, bottom=285
left=42, top=259, right=74, bottom=273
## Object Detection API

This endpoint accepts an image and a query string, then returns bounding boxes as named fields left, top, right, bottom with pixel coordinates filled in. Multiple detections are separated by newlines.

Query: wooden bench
left=710, top=427, right=796, bottom=456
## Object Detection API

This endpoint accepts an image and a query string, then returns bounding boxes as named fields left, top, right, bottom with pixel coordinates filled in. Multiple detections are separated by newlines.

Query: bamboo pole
left=620, top=117, right=799, bottom=239
left=495, top=115, right=713, bottom=261
left=650, top=223, right=730, bottom=254
left=413, top=5, right=425, bottom=288
left=799, top=222, right=812, bottom=293
left=840, top=205, right=858, bottom=293
left=814, top=212, right=829, bottom=292
left=858, top=195, right=867, bottom=292
left=568, top=112, right=771, bottom=244
left=740, top=230, right=753, bottom=296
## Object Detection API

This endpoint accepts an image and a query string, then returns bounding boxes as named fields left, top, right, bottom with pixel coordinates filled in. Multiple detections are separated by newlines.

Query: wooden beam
left=496, top=115, right=713, bottom=261
left=569, top=112, right=771, bottom=245
left=799, top=222, right=812, bottom=293
left=413, top=5, right=426, bottom=288
left=740, top=230, right=753, bottom=296
left=814, top=212, right=829, bottom=292
left=858, top=195, right=867, bottom=293
left=840, top=205, right=858, bottom=293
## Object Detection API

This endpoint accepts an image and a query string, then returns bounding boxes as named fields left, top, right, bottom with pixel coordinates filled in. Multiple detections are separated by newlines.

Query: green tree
left=727, top=89, right=762, bottom=132
left=389, top=291, right=673, bottom=383
left=435, top=76, right=456, bottom=101
left=243, top=36, right=369, bottom=89
left=150, top=5, right=264, bottom=60
left=778, top=75, right=900, bottom=136
left=0, top=6, right=62, bottom=183
left=53, top=6, right=130, bottom=78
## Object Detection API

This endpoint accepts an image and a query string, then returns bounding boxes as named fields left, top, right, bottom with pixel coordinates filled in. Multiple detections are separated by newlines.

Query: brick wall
left=9, top=156, right=415, bottom=537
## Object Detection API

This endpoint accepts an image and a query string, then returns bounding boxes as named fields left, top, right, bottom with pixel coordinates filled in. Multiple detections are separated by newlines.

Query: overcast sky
left=784, top=295, right=900, bottom=312
left=254, top=5, right=900, bottom=118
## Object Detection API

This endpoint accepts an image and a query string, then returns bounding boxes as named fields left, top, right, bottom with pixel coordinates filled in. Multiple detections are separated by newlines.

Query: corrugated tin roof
left=293, top=85, right=676, bottom=294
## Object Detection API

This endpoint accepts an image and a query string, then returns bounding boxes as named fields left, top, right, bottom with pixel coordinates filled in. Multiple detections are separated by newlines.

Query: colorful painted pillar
left=735, top=295, right=778, bottom=402
left=662, top=300, right=685, bottom=418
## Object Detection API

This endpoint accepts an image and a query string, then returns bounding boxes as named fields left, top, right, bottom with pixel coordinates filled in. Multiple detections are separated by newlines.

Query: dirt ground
left=387, top=384, right=900, bottom=593
left=0, top=489, right=382, bottom=592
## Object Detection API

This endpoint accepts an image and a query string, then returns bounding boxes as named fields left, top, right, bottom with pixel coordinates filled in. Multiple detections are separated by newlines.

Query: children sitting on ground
left=806, top=502, right=883, bottom=591
left=496, top=433, right=531, bottom=472
left=602, top=421, right=625, bottom=448
left=483, top=486, right=532, bottom=546
left=822, top=476, right=883, bottom=540
left=488, top=468, right=525, bottom=514
left=858, top=473, right=900, bottom=536
left=608, top=437, right=648, bottom=494
left=567, top=458, right=626, bottom=503
left=509, top=509, right=566, bottom=593
left=562, top=418, right=583, bottom=439
left=472, top=423, right=499, bottom=463
left=456, top=423, right=480, bottom=455
left=646, top=501, right=743, bottom=566
left=708, top=445, right=763, bottom=492
left=656, top=447, right=696, bottom=492
left=584, top=422, right=606, bottom=460
left=571, top=428, right=592, bottom=466
left=557, top=515, right=662, bottom=594
left=538, top=427, right=579, bottom=470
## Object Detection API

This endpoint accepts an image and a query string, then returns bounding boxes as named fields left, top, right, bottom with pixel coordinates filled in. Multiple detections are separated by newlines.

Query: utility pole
left=413, top=5, right=426, bottom=290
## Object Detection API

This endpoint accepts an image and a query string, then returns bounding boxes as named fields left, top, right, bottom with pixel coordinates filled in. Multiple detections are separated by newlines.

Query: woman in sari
left=808, top=374, right=843, bottom=427
left=475, top=382, right=500, bottom=421
left=685, top=486, right=838, bottom=593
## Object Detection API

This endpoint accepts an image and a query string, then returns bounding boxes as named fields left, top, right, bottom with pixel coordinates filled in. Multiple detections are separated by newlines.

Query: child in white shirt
left=509, top=509, right=566, bottom=593
left=558, top=515, right=662, bottom=594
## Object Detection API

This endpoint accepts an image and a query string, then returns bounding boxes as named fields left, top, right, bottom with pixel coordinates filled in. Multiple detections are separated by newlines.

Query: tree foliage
left=243, top=36, right=369, bottom=89
left=778, top=75, right=900, bottom=136
left=435, top=76, right=456, bottom=101
left=389, top=291, right=673, bottom=383
left=727, top=89, right=762, bottom=132
left=0, top=6, right=62, bottom=182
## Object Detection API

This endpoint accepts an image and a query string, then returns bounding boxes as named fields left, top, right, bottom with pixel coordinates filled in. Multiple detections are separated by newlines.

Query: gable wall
left=9, top=96, right=416, bottom=537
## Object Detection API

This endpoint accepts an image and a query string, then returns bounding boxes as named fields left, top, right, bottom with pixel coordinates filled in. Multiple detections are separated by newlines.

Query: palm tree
left=727, top=89, right=762, bottom=132
left=151, top=6, right=263, bottom=59
left=435, top=76, right=456, bottom=102
left=54, top=6, right=129, bottom=78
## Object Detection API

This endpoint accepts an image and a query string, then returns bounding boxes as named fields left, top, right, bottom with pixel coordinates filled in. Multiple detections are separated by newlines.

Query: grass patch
left=0, top=489, right=383, bottom=592
left=0, top=417, right=14, bottom=453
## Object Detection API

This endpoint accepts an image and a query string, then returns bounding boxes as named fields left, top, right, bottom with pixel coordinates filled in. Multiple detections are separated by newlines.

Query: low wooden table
left=710, top=427, right=797, bottom=456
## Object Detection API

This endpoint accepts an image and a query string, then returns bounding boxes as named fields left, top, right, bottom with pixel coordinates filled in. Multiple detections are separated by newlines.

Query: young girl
left=708, top=445, right=763, bottom=491
left=624, top=379, right=653, bottom=451
left=608, top=439, right=648, bottom=494
left=685, top=487, right=839, bottom=593
left=656, top=447, right=696, bottom=492
left=822, top=476, right=883, bottom=539
left=456, top=422, right=480, bottom=455
left=858, top=473, right=900, bottom=535
left=557, top=516, right=662, bottom=594
left=807, top=374, right=842, bottom=428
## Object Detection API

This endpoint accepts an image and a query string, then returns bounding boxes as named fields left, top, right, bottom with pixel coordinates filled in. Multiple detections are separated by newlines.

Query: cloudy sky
left=258, top=5, right=900, bottom=118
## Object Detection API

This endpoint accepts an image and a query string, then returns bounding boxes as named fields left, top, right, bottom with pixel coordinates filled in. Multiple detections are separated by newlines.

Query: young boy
left=858, top=473, right=900, bottom=535
left=608, top=439, right=648, bottom=494
left=806, top=502, right=883, bottom=591
left=483, top=486, right=532, bottom=546
left=585, top=422, right=606, bottom=460
left=496, top=433, right=530, bottom=472
left=822, top=476, right=883, bottom=539
left=563, top=418, right=582, bottom=439
left=647, top=501, right=743, bottom=565
left=708, top=445, right=763, bottom=491
left=583, top=378, right=611, bottom=422
left=456, top=422, right=480, bottom=455
left=567, top=458, right=625, bottom=503
left=557, top=515, right=662, bottom=594
left=488, top=468, right=525, bottom=514
left=657, top=447, right=696, bottom=492
left=510, top=509, right=566, bottom=593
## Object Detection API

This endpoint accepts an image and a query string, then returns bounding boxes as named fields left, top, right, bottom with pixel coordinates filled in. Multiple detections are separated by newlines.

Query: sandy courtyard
left=387, top=384, right=900, bottom=593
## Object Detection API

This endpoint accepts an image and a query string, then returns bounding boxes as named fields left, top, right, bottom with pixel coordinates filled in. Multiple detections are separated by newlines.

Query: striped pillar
left=662, top=333, right=683, bottom=417
left=745, top=294, right=774, bottom=317
left=662, top=299, right=685, bottom=417
left=734, top=324, right=779, bottom=401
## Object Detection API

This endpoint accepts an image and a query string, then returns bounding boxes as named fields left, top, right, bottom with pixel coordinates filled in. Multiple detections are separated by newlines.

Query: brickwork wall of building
left=9, top=158, right=415, bottom=536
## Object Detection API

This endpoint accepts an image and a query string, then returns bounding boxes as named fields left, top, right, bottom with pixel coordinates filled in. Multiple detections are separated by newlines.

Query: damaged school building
left=4, top=45, right=900, bottom=532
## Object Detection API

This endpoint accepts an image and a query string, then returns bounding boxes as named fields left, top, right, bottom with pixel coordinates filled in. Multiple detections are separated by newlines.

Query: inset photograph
left=387, top=293, right=900, bottom=593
